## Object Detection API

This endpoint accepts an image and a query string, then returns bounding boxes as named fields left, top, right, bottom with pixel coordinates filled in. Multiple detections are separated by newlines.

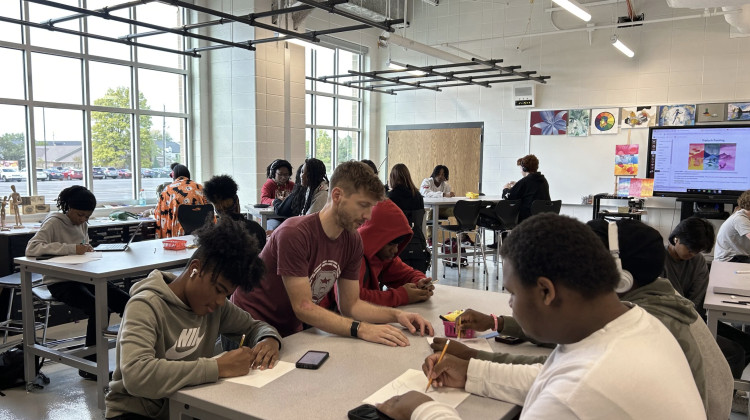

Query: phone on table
left=295, top=350, right=329, bottom=369
left=348, top=403, right=394, bottom=420
left=495, top=334, right=524, bottom=345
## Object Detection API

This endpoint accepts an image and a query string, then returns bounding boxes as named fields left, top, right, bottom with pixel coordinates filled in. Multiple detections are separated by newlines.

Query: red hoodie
left=355, top=199, right=425, bottom=307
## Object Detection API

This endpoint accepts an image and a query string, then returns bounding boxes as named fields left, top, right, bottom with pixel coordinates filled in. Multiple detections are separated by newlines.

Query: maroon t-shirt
left=231, top=213, right=363, bottom=337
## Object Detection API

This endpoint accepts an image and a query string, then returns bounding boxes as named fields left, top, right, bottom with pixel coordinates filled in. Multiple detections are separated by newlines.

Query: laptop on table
left=93, top=222, right=143, bottom=252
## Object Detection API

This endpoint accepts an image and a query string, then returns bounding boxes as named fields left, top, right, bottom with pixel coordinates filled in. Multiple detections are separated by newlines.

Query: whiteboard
left=529, top=129, right=649, bottom=205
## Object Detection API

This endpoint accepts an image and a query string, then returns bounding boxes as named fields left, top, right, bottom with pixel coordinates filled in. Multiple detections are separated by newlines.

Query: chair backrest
left=494, top=199, right=522, bottom=230
left=403, top=208, right=427, bottom=243
left=530, top=199, right=562, bottom=216
left=453, top=200, right=484, bottom=230
left=177, top=204, right=215, bottom=235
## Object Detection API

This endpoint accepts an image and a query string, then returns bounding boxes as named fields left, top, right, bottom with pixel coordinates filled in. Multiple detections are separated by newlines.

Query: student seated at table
left=26, top=186, right=130, bottom=381
left=105, top=218, right=281, bottom=420
left=319, top=199, right=434, bottom=309
left=230, top=161, right=433, bottom=344
left=155, top=164, right=208, bottom=238
left=378, top=214, right=706, bottom=420
left=424, top=218, right=731, bottom=419
left=260, top=159, right=294, bottom=205
left=273, top=163, right=303, bottom=220
left=714, top=190, right=750, bottom=263
left=501, top=154, right=550, bottom=223
left=276, top=158, right=329, bottom=218
left=203, top=174, right=266, bottom=248
left=420, top=165, right=454, bottom=199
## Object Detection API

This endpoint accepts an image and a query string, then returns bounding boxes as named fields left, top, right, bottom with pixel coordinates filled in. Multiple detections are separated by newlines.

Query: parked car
left=1, top=168, right=26, bottom=182
left=35, top=168, right=47, bottom=181
left=93, top=167, right=105, bottom=179
left=117, top=168, right=132, bottom=179
left=63, top=168, right=83, bottom=180
left=104, top=167, right=119, bottom=179
left=45, top=168, right=64, bottom=180
left=140, top=168, right=153, bottom=178
left=151, top=167, right=169, bottom=178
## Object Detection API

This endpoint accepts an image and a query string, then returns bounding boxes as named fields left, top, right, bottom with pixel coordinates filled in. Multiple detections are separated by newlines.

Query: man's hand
left=430, top=337, right=478, bottom=360
left=456, top=309, right=496, bottom=332
left=404, top=283, right=431, bottom=303
left=248, top=338, right=280, bottom=370
left=422, top=353, right=469, bottom=389
left=216, top=347, right=255, bottom=378
left=377, top=391, right=434, bottom=420
left=358, top=323, right=411, bottom=347
left=76, top=244, right=93, bottom=254
left=396, top=311, right=434, bottom=337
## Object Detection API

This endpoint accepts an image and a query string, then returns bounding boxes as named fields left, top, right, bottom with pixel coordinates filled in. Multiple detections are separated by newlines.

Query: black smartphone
left=295, top=350, right=329, bottom=369
left=495, top=334, right=524, bottom=345
left=35, top=254, right=56, bottom=261
left=347, top=404, right=394, bottom=420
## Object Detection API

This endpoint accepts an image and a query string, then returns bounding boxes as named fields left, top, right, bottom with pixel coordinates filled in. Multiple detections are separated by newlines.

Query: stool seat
left=31, top=284, right=55, bottom=302
left=0, top=272, right=44, bottom=287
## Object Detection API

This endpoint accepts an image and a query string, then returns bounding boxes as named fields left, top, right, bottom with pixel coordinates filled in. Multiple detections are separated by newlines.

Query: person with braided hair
left=26, top=186, right=130, bottom=381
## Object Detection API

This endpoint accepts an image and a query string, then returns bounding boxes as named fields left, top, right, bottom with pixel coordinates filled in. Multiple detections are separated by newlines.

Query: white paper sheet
left=427, top=336, right=493, bottom=353
left=43, top=252, right=103, bottom=264
left=362, top=369, right=470, bottom=408
left=223, top=361, right=295, bottom=388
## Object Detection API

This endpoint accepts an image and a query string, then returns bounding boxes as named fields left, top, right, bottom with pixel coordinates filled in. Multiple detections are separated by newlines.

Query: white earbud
left=191, top=268, right=198, bottom=277
left=608, top=222, right=634, bottom=294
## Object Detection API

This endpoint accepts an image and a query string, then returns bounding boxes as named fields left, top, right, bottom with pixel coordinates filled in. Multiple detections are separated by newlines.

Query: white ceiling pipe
left=723, top=5, right=750, bottom=34
left=384, top=32, right=468, bottom=64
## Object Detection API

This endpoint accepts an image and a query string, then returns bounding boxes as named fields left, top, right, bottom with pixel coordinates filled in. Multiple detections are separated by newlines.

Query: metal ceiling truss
left=5, top=0, right=404, bottom=56
left=311, top=59, right=550, bottom=95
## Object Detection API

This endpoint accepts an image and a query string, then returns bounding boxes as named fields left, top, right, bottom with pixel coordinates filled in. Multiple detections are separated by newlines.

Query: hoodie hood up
left=358, top=199, right=413, bottom=260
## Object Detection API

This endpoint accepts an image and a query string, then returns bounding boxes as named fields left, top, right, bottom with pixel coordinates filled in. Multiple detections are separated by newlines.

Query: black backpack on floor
left=0, top=344, right=47, bottom=395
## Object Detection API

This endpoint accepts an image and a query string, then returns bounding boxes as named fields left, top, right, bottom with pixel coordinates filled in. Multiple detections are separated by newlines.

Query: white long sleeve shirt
left=413, top=305, right=706, bottom=420
left=420, top=177, right=451, bottom=198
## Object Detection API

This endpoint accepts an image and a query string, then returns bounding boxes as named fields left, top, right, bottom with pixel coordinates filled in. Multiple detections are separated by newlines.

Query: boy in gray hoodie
left=25, top=186, right=130, bottom=380
left=105, top=218, right=281, bottom=420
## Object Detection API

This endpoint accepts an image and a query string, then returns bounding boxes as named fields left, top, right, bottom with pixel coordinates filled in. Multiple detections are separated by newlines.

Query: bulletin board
left=386, top=123, right=483, bottom=196
left=530, top=126, right=649, bottom=205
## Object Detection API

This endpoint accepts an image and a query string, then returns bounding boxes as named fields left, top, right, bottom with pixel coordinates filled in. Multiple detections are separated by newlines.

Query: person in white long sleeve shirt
left=420, top=165, right=454, bottom=199
left=378, top=214, right=706, bottom=420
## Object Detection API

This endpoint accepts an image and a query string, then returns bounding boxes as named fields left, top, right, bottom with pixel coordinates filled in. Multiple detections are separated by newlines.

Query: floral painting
left=567, top=109, right=590, bottom=137
left=727, top=103, right=750, bottom=121
left=590, top=108, right=620, bottom=135
left=530, top=110, right=568, bottom=135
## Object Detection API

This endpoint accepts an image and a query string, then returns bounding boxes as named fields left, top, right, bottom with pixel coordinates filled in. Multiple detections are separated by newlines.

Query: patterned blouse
left=155, top=177, right=208, bottom=238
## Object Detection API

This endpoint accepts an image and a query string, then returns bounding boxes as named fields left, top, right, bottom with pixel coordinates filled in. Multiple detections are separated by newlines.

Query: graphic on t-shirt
left=165, top=327, right=206, bottom=359
left=688, top=143, right=736, bottom=171
left=309, top=260, right=342, bottom=304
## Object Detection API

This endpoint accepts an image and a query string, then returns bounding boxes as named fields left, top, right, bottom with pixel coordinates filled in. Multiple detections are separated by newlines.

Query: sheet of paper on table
left=44, top=252, right=103, bottom=264
left=426, top=336, right=493, bottom=353
left=223, top=361, right=296, bottom=388
left=362, top=369, right=470, bottom=408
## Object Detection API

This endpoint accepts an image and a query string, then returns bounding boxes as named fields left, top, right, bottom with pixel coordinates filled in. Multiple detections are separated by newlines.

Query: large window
left=0, top=1, right=188, bottom=204
left=305, top=46, right=362, bottom=171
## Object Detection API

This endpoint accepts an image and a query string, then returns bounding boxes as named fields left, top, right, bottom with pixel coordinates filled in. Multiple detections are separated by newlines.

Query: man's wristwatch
left=350, top=321, right=361, bottom=338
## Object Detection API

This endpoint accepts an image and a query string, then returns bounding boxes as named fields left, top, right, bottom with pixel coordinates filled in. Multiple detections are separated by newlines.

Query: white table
left=244, top=205, right=280, bottom=230
left=423, top=196, right=504, bottom=276
left=16, top=236, right=196, bottom=409
left=704, top=260, right=750, bottom=337
left=169, top=285, right=551, bottom=420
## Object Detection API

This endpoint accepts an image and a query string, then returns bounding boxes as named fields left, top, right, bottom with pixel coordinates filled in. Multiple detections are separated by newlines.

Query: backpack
left=400, top=209, right=431, bottom=273
left=0, top=344, right=48, bottom=395
left=442, top=238, right=468, bottom=268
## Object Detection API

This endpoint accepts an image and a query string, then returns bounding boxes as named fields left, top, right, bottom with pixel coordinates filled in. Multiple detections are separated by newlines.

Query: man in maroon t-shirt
left=231, top=161, right=433, bottom=345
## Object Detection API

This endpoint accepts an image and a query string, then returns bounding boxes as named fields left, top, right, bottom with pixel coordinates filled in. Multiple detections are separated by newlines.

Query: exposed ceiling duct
left=285, top=0, right=407, bottom=29
left=379, top=32, right=466, bottom=64
left=723, top=4, right=750, bottom=33
left=666, top=0, right=750, bottom=34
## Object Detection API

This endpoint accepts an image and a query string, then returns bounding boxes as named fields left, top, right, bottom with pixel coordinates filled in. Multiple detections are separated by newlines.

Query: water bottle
left=138, top=188, right=146, bottom=206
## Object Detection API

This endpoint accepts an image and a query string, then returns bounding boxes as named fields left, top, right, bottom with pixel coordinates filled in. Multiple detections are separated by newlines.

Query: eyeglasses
left=276, top=172, right=291, bottom=178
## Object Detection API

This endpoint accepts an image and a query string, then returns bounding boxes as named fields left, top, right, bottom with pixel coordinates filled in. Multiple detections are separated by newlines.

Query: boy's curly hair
left=56, top=185, right=96, bottom=213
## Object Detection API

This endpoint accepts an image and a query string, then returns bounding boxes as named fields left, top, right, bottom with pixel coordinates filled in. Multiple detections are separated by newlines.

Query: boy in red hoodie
left=355, top=199, right=435, bottom=307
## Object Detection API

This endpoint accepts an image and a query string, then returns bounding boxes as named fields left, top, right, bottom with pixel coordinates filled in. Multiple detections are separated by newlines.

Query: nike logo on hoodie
left=165, top=327, right=206, bottom=360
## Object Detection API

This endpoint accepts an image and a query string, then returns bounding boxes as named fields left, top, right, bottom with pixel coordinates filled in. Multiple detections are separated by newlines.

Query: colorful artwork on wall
left=727, top=103, right=750, bottom=121
left=657, top=104, right=695, bottom=126
left=620, top=106, right=656, bottom=129
left=616, top=178, right=654, bottom=198
left=614, top=144, right=639, bottom=175
left=530, top=110, right=568, bottom=135
left=567, top=109, right=590, bottom=137
left=696, top=103, right=726, bottom=123
left=688, top=143, right=736, bottom=171
left=590, top=108, right=619, bottom=135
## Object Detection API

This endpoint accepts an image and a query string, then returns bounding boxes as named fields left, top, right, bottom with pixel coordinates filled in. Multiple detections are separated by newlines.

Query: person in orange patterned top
left=155, top=164, right=208, bottom=238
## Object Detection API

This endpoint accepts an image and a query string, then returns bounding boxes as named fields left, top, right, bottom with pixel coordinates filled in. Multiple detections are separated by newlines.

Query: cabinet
left=592, top=194, right=645, bottom=221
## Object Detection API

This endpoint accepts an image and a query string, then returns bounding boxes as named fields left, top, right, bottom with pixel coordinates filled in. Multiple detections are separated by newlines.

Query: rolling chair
left=177, top=204, right=215, bottom=235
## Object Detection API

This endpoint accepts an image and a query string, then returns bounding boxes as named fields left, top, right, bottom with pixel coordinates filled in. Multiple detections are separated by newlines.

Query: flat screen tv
left=646, top=124, right=750, bottom=199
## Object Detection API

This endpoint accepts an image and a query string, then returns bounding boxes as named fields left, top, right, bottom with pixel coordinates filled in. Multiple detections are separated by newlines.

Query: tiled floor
left=0, top=259, right=505, bottom=420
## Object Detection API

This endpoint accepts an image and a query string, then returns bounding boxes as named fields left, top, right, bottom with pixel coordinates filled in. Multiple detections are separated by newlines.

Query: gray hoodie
left=105, top=270, right=282, bottom=420
left=25, top=212, right=89, bottom=284
left=480, top=278, right=732, bottom=420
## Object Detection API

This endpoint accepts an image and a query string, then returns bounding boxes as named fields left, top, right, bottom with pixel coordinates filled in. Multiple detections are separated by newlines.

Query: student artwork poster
left=530, top=110, right=568, bottom=135
left=621, top=106, right=656, bottom=129
left=614, top=144, right=639, bottom=175
left=688, top=143, right=736, bottom=171
left=727, top=103, right=750, bottom=121
left=590, top=108, right=619, bottom=135
left=567, top=109, right=590, bottom=137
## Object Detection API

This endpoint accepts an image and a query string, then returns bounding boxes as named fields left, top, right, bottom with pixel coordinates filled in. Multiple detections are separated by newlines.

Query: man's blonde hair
left=329, top=160, right=385, bottom=201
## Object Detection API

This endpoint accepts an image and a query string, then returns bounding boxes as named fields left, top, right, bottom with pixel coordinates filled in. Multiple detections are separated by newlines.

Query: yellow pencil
left=426, top=339, right=450, bottom=392
left=239, top=334, right=246, bottom=347
left=457, top=317, right=461, bottom=339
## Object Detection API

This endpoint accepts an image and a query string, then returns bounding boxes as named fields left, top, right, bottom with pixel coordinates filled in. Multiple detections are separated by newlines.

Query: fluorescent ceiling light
left=551, top=0, right=592, bottom=22
left=388, top=60, right=427, bottom=76
left=611, top=35, right=634, bottom=58
left=275, top=32, right=325, bottom=51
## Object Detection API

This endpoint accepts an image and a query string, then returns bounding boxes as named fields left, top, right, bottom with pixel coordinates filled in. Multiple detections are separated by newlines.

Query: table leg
left=20, top=267, right=36, bottom=389
left=94, top=279, right=108, bottom=410
left=706, top=309, right=718, bottom=338
left=261, top=213, right=268, bottom=230
left=431, top=204, right=440, bottom=277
